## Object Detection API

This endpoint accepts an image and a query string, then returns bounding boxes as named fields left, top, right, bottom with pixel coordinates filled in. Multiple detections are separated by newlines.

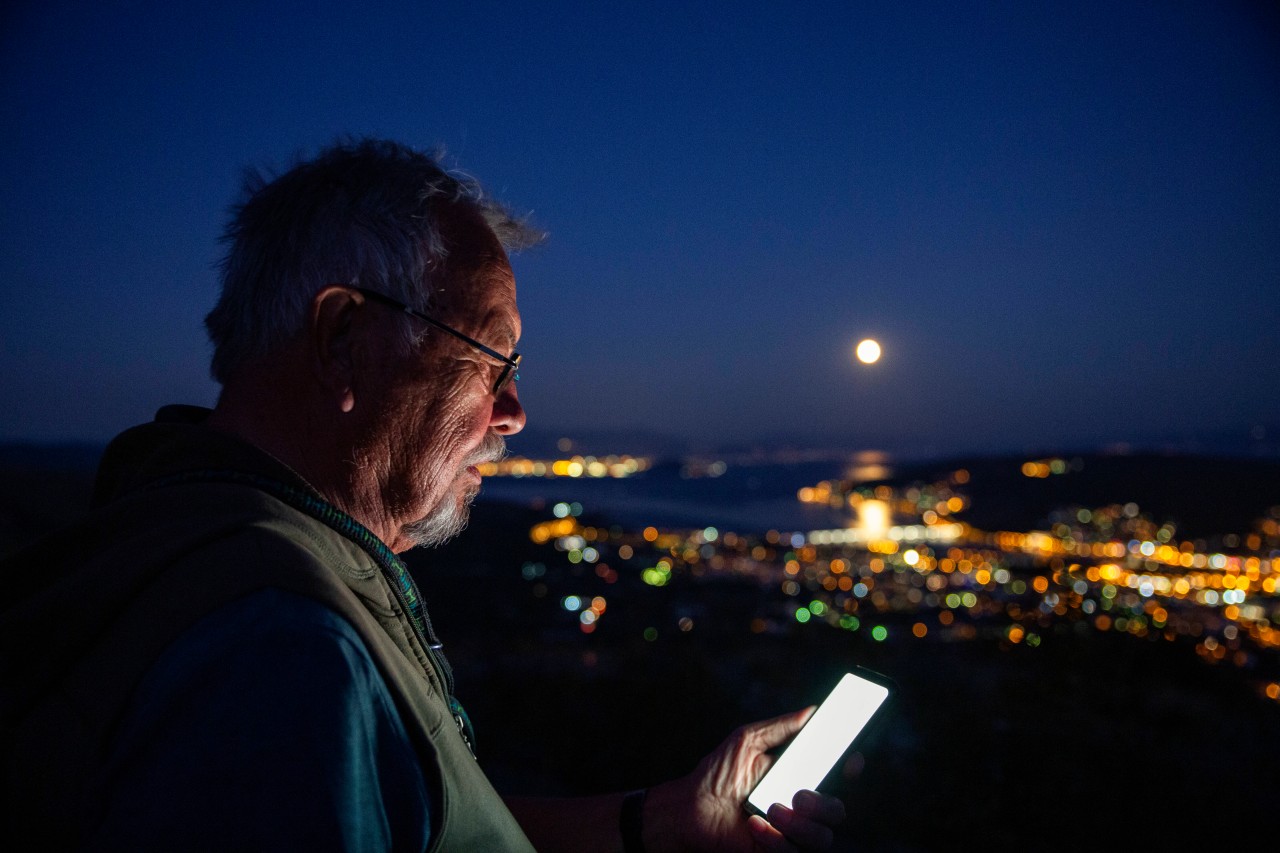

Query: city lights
left=523, top=461, right=1280, bottom=704
left=477, top=454, right=650, bottom=479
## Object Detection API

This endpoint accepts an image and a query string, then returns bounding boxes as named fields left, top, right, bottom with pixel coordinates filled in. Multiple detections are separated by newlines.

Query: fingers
left=792, top=789, right=846, bottom=826
left=747, top=813, right=799, bottom=853
left=740, top=706, right=817, bottom=752
left=729, top=712, right=849, bottom=851
left=765, top=802, right=835, bottom=851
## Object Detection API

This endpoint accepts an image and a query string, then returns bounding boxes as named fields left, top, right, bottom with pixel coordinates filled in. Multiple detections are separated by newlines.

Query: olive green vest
left=0, top=420, right=535, bottom=851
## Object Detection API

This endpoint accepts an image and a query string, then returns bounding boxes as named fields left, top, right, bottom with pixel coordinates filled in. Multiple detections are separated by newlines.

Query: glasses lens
left=493, top=355, right=521, bottom=394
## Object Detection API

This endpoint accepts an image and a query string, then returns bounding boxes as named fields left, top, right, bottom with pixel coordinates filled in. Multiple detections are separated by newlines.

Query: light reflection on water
left=478, top=456, right=894, bottom=533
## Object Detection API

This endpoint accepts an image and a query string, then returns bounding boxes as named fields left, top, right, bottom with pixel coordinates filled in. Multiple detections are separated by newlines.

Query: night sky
left=2, top=1, right=1277, bottom=456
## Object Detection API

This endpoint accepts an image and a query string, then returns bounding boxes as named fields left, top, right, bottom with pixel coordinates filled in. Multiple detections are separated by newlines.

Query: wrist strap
left=620, top=788, right=647, bottom=853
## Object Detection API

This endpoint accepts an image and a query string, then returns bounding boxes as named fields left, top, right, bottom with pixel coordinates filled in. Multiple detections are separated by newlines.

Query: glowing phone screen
left=746, top=672, right=890, bottom=815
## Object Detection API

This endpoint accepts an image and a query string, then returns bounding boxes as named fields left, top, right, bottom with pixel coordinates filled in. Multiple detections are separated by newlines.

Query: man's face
left=357, top=212, right=525, bottom=552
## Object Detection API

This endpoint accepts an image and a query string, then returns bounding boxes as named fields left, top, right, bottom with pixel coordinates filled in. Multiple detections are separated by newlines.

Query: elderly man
left=0, top=140, right=846, bottom=851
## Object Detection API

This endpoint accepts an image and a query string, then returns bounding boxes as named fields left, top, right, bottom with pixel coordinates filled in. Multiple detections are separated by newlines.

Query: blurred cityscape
left=505, top=453, right=1280, bottom=705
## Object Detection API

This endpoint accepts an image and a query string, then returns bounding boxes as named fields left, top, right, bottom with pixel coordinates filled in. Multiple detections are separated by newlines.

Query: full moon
left=855, top=338, right=882, bottom=365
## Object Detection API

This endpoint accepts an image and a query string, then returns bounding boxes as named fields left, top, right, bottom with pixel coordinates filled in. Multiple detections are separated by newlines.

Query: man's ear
left=309, top=286, right=363, bottom=413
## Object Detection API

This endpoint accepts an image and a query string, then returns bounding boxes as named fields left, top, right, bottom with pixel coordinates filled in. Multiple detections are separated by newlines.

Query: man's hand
left=642, top=708, right=848, bottom=852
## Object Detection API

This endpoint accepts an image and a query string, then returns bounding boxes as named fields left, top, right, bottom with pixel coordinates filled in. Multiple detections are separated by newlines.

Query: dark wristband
left=620, top=788, right=647, bottom=853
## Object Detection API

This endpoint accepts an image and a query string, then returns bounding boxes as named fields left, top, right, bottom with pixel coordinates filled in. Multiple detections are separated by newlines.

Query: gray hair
left=205, top=138, right=543, bottom=383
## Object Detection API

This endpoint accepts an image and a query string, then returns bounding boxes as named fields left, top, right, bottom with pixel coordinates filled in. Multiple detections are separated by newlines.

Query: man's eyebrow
left=485, top=315, right=519, bottom=351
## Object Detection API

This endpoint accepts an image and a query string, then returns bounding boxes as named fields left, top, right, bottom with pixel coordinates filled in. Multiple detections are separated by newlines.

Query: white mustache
left=465, top=433, right=508, bottom=468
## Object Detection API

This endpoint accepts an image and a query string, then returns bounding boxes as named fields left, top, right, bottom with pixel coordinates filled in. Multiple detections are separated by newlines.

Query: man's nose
left=491, top=382, right=526, bottom=435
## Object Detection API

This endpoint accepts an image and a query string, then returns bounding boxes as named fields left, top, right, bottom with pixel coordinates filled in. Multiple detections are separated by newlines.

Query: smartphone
left=745, top=669, right=893, bottom=816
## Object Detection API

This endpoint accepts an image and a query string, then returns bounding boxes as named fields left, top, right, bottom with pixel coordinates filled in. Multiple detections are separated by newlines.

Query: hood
left=91, top=405, right=317, bottom=508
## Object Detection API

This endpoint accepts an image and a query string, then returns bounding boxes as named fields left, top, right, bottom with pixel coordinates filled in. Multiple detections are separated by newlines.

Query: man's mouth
left=461, top=434, right=508, bottom=479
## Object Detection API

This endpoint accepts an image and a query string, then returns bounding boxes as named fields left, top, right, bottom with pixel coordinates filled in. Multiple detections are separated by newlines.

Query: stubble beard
left=401, top=432, right=507, bottom=549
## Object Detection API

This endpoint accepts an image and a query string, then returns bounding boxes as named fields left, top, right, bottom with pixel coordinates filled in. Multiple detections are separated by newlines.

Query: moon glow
left=855, top=339, right=882, bottom=365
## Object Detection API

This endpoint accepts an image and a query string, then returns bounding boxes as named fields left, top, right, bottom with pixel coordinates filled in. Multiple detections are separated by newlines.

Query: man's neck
left=206, top=386, right=398, bottom=548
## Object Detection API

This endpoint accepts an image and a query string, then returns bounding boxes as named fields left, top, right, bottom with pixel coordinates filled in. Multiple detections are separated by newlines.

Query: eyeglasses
left=355, top=287, right=521, bottom=395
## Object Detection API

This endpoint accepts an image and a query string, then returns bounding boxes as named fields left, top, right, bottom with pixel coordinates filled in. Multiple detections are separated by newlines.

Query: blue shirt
left=87, top=589, right=433, bottom=851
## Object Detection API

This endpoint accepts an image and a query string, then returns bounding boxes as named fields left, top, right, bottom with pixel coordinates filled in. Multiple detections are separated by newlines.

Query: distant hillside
left=0, top=443, right=103, bottom=558
left=880, top=452, right=1280, bottom=541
